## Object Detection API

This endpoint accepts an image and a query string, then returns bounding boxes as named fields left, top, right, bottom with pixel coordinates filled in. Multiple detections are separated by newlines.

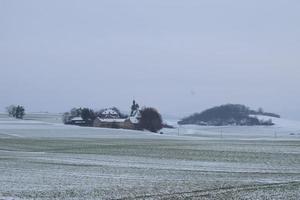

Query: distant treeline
left=178, top=104, right=279, bottom=126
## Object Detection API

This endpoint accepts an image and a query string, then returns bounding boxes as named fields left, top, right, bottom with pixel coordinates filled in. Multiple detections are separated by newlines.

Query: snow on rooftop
left=71, top=117, right=83, bottom=121
left=102, top=109, right=118, bottom=115
left=97, top=117, right=126, bottom=123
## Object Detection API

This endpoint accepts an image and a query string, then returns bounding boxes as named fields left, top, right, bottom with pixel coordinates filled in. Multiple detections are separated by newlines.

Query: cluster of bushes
left=178, top=104, right=276, bottom=126
left=6, top=105, right=25, bottom=119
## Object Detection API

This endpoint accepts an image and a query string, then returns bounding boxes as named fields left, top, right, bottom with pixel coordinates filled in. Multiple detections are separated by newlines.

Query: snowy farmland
left=0, top=113, right=300, bottom=199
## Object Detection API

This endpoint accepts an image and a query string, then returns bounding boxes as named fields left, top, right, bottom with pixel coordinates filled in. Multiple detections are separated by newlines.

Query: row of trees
left=6, top=105, right=26, bottom=119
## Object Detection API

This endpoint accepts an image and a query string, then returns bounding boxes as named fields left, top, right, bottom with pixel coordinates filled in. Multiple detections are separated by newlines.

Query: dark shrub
left=81, top=108, right=96, bottom=125
left=6, top=105, right=25, bottom=119
left=138, top=107, right=163, bottom=133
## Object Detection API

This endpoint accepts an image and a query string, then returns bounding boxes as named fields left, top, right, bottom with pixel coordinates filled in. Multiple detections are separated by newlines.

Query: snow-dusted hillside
left=251, top=114, right=300, bottom=129
left=0, top=114, right=300, bottom=199
left=163, top=115, right=300, bottom=140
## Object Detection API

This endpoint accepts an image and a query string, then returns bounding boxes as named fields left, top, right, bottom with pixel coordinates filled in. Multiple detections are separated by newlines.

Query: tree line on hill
left=178, top=104, right=279, bottom=126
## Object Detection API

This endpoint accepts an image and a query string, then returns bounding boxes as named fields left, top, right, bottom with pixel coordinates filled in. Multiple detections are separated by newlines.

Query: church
left=93, top=101, right=141, bottom=130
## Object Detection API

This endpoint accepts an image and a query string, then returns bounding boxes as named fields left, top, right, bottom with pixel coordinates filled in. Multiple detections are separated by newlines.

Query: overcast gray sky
left=1, top=0, right=300, bottom=119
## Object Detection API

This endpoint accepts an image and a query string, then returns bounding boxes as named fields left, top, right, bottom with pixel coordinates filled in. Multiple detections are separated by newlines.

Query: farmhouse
left=93, top=108, right=140, bottom=130
left=68, top=116, right=87, bottom=126
left=101, top=108, right=120, bottom=118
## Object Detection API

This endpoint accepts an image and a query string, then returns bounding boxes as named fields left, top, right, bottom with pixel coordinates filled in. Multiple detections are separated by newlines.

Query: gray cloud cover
left=1, top=0, right=300, bottom=119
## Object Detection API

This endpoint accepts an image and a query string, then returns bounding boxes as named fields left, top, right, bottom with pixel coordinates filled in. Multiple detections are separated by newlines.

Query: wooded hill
left=178, top=104, right=280, bottom=126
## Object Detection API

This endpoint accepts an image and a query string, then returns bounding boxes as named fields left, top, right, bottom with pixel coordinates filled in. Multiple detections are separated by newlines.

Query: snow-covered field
left=0, top=113, right=300, bottom=199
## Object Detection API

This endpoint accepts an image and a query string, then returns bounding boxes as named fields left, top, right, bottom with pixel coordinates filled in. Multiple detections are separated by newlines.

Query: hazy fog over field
left=1, top=0, right=300, bottom=119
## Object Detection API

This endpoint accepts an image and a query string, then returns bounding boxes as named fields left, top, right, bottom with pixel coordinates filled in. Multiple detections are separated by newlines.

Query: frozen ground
left=0, top=113, right=300, bottom=199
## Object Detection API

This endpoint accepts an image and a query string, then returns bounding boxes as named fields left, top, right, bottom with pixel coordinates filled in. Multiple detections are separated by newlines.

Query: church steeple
left=130, top=100, right=139, bottom=117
